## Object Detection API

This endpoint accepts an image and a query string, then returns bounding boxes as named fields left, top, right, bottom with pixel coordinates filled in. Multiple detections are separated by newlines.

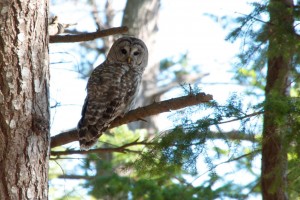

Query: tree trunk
left=261, top=0, right=294, bottom=199
left=0, top=0, right=49, bottom=199
left=122, top=0, right=161, bottom=133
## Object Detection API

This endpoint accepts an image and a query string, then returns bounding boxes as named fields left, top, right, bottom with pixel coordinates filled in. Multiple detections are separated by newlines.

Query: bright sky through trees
left=49, top=0, right=260, bottom=199
left=50, top=0, right=253, bottom=134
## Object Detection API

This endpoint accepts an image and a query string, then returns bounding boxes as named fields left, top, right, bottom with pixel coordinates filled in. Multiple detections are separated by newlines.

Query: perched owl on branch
left=78, top=36, right=148, bottom=150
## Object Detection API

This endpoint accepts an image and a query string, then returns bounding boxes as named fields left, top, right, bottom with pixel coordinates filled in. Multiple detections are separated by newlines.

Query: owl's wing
left=77, top=62, right=134, bottom=150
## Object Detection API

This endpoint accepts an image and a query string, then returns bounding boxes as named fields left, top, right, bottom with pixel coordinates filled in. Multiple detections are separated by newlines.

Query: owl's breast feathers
left=88, top=62, right=141, bottom=106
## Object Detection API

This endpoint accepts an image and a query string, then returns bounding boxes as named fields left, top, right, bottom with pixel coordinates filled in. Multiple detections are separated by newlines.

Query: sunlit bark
left=0, top=0, right=50, bottom=199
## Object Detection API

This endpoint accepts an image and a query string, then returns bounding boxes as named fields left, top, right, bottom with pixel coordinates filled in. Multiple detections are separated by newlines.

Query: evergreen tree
left=227, top=0, right=300, bottom=198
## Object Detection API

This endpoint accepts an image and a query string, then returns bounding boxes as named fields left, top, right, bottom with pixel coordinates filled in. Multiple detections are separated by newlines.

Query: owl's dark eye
left=121, top=48, right=127, bottom=54
left=133, top=51, right=140, bottom=56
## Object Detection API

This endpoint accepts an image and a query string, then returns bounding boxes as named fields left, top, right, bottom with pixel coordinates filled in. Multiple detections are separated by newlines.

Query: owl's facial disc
left=122, top=47, right=141, bottom=65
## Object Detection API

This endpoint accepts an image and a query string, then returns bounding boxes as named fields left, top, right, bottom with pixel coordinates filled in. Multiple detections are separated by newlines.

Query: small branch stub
left=48, top=16, right=77, bottom=36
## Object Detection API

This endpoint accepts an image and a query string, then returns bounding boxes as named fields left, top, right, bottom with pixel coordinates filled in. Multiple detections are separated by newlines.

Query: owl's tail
left=77, top=119, right=104, bottom=150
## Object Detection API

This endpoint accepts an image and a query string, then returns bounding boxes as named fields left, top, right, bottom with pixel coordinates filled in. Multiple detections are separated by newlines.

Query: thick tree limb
left=49, top=26, right=128, bottom=43
left=50, top=92, right=213, bottom=148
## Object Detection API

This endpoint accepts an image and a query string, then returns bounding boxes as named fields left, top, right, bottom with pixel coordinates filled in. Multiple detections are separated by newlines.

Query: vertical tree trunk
left=0, top=0, right=49, bottom=199
left=262, top=0, right=294, bottom=199
left=122, top=0, right=161, bottom=133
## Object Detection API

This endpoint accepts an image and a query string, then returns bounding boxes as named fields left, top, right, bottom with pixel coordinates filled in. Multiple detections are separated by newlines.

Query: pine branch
left=50, top=92, right=213, bottom=148
left=49, top=26, right=128, bottom=43
left=218, top=111, right=263, bottom=125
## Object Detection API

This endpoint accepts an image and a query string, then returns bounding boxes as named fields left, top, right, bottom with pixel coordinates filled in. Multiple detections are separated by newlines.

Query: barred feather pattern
left=77, top=37, right=148, bottom=150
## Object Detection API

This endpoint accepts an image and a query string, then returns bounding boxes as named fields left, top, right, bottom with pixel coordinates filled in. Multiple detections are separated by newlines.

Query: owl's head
left=107, top=36, right=148, bottom=70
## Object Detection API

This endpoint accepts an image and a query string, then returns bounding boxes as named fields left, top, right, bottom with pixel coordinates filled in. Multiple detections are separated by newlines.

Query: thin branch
left=234, top=11, right=271, bottom=25
left=218, top=111, right=263, bottom=125
left=206, top=130, right=257, bottom=142
left=51, top=140, right=153, bottom=156
left=191, top=149, right=261, bottom=184
left=90, top=0, right=103, bottom=30
left=50, top=92, right=213, bottom=148
left=49, top=26, right=128, bottom=43
left=57, top=175, right=93, bottom=180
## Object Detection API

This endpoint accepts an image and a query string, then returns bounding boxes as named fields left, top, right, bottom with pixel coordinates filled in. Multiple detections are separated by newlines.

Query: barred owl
left=77, top=36, right=148, bottom=150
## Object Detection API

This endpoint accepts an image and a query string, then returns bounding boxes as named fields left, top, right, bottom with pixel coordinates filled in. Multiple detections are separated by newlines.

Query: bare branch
left=51, top=140, right=152, bottom=156
left=49, top=26, right=128, bottom=43
left=50, top=92, right=213, bottom=148
left=57, top=175, right=93, bottom=180
left=90, top=0, right=103, bottom=30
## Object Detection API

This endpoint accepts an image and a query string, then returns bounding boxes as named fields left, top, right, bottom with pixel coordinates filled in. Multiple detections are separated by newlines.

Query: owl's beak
left=127, top=57, right=132, bottom=64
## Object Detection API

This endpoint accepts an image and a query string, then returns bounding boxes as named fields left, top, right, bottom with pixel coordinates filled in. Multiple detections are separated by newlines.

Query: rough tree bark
left=261, top=0, right=294, bottom=199
left=0, top=0, right=49, bottom=199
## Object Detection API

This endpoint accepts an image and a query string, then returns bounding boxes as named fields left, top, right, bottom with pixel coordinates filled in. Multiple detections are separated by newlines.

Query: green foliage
left=287, top=154, right=300, bottom=197
left=225, top=5, right=300, bottom=196
left=50, top=92, right=260, bottom=200
left=49, top=91, right=264, bottom=199
left=226, top=2, right=268, bottom=43
left=49, top=1, right=300, bottom=198
left=227, top=1, right=300, bottom=95
left=88, top=171, right=251, bottom=200
left=81, top=126, right=147, bottom=175
left=285, top=99, right=300, bottom=195
left=120, top=92, right=262, bottom=198
left=134, top=126, right=203, bottom=176
left=90, top=173, right=131, bottom=199
left=226, top=2, right=269, bottom=91
left=78, top=1, right=300, bottom=199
